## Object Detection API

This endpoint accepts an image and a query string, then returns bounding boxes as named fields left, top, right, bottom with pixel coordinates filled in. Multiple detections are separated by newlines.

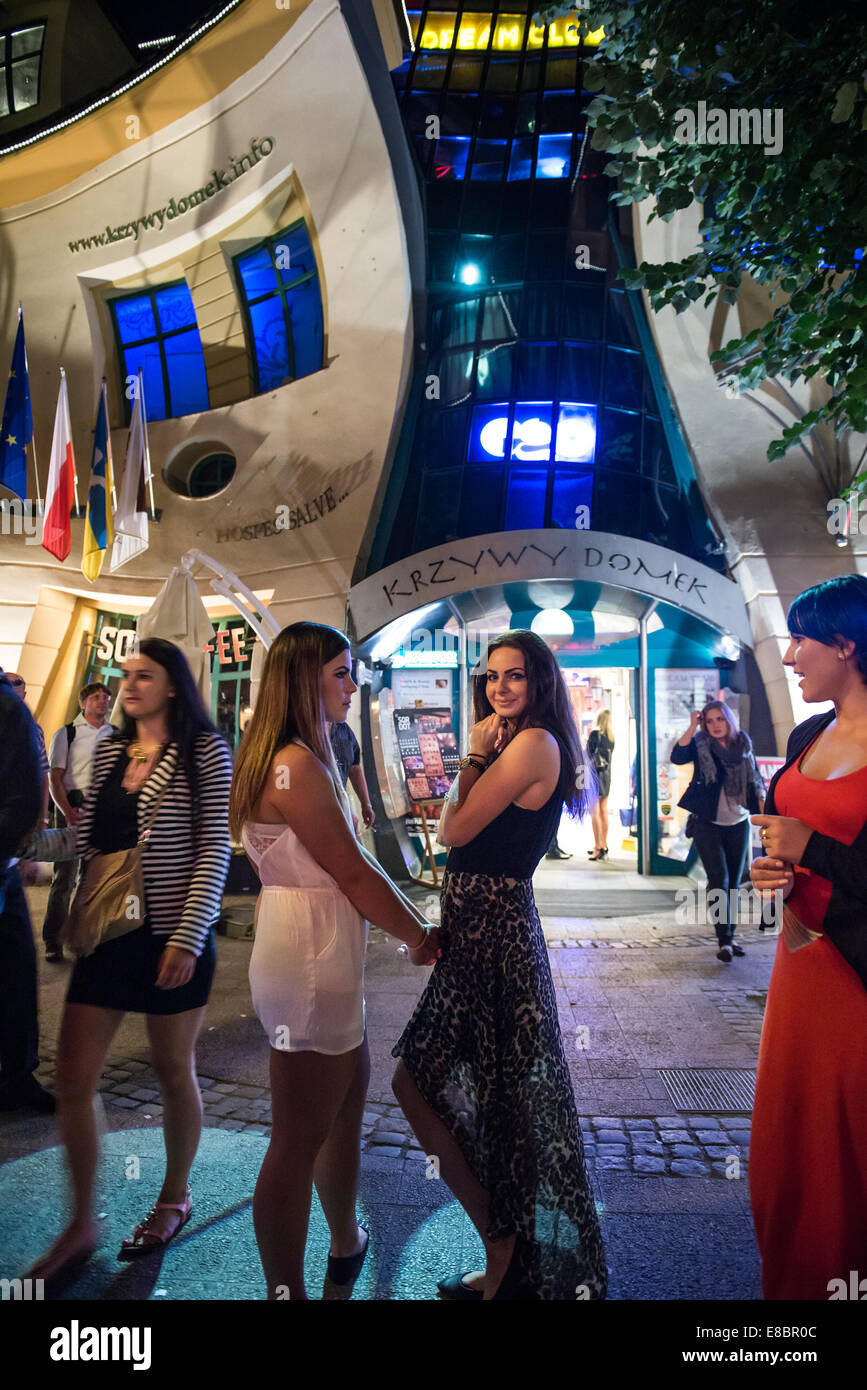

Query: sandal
left=118, top=1187, right=192, bottom=1259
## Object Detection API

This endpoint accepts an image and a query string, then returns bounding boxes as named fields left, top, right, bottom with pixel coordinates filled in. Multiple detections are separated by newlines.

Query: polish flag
left=42, top=370, right=76, bottom=561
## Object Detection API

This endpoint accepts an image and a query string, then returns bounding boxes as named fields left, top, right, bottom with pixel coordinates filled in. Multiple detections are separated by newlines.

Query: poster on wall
left=391, top=669, right=454, bottom=707
left=393, top=707, right=459, bottom=803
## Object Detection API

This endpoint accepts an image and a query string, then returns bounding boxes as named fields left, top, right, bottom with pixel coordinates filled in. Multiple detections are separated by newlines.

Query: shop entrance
left=543, top=664, right=638, bottom=871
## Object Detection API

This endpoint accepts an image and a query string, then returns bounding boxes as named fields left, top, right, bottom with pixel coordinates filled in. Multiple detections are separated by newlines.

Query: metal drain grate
left=657, top=1068, right=756, bottom=1113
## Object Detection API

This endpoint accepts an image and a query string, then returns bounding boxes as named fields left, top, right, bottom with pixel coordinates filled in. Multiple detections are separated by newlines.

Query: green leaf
left=831, top=82, right=858, bottom=123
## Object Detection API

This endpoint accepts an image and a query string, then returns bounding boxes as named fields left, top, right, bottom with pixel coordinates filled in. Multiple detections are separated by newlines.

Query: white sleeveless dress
left=243, top=764, right=368, bottom=1055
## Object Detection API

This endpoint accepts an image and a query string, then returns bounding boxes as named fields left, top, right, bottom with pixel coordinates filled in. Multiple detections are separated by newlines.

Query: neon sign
left=410, top=11, right=603, bottom=53
left=471, top=403, right=597, bottom=464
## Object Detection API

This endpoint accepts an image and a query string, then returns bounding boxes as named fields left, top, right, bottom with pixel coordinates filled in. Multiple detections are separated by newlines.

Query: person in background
left=0, top=668, right=54, bottom=1114
left=5, top=672, right=50, bottom=849
left=587, top=709, right=614, bottom=861
left=42, top=683, right=112, bottom=961
left=749, top=574, right=867, bottom=1299
left=672, top=700, right=765, bottom=962
left=328, top=714, right=375, bottom=829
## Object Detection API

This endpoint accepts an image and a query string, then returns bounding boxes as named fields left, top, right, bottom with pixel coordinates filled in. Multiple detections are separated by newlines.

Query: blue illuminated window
left=506, top=470, right=547, bottom=528
left=234, top=221, right=324, bottom=394
left=110, top=282, right=209, bottom=422
left=551, top=470, right=593, bottom=528
left=536, top=134, right=573, bottom=179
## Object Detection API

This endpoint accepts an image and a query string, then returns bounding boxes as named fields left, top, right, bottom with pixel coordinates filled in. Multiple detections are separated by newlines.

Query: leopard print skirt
left=392, top=869, right=608, bottom=1300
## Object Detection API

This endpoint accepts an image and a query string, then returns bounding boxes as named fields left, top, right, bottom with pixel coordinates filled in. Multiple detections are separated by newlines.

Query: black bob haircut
left=787, top=574, right=867, bottom=684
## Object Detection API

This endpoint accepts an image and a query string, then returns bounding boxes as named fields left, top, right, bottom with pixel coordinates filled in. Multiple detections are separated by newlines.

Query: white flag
left=109, top=390, right=149, bottom=571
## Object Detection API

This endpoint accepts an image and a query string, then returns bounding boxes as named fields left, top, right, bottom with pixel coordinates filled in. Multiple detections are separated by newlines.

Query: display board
left=393, top=707, right=460, bottom=803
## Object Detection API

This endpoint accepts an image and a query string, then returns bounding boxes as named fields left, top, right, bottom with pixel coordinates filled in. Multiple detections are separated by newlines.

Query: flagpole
left=137, top=368, right=157, bottom=521
left=60, top=367, right=81, bottom=513
left=102, top=379, right=117, bottom=512
left=19, top=303, right=42, bottom=511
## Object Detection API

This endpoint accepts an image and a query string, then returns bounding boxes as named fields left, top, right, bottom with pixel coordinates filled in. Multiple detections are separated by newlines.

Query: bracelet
left=408, top=924, right=428, bottom=950
left=467, top=750, right=490, bottom=762
left=459, top=755, right=487, bottom=773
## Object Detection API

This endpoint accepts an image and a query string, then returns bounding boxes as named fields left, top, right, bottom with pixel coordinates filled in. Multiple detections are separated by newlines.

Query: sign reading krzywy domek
left=348, top=530, right=753, bottom=647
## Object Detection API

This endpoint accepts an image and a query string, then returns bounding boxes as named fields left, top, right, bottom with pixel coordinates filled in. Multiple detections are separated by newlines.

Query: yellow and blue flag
left=81, top=384, right=114, bottom=582
left=0, top=314, right=33, bottom=501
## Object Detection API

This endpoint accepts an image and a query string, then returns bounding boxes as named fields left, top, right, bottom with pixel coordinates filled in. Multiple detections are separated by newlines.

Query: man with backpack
left=41, top=682, right=113, bottom=961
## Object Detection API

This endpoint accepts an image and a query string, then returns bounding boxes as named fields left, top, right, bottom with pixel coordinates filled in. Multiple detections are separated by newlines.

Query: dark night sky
left=96, top=1, right=232, bottom=53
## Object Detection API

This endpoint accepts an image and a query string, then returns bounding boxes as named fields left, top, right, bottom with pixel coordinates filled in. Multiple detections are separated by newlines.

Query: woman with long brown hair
left=587, top=707, right=614, bottom=860
left=671, top=699, right=765, bottom=961
left=229, top=621, right=438, bottom=1300
left=391, top=630, right=607, bottom=1300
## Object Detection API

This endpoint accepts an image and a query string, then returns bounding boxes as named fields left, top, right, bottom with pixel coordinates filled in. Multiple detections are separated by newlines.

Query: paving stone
left=106, top=1069, right=133, bottom=1081
left=652, top=1117, right=684, bottom=1128
left=195, top=1077, right=217, bottom=1089
left=129, top=1088, right=160, bottom=1102
left=231, top=1086, right=265, bottom=1100
left=597, top=1144, right=628, bottom=1157
left=109, top=1081, right=142, bottom=1096
left=658, top=1130, right=691, bottom=1144
left=704, top=1145, right=736, bottom=1160
left=631, top=1140, right=664, bottom=1156
left=672, top=1144, right=702, bottom=1158
left=684, top=1115, right=719, bottom=1127
left=633, top=1155, right=666, bottom=1174
left=199, top=1090, right=227, bottom=1103
left=405, top=1149, right=427, bottom=1161
left=590, top=1116, right=622, bottom=1128
left=213, top=1083, right=237, bottom=1094
left=362, top=1110, right=381, bottom=1127
left=371, top=1130, right=407, bottom=1146
left=623, top=1118, right=655, bottom=1130
left=726, top=1130, right=752, bottom=1145
left=245, top=1125, right=268, bottom=1135
left=669, top=1158, right=711, bottom=1177
left=367, top=1143, right=402, bottom=1157
left=596, top=1129, right=628, bottom=1145
left=107, top=1096, right=140, bottom=1109
left=695, top=1130, right=724, bottom=1144
left=594, top=1156, right=629, bottom=1171
left=218, top=1120, right=247, bottom=1132
left=204, top=1098, right=241, bottom=1116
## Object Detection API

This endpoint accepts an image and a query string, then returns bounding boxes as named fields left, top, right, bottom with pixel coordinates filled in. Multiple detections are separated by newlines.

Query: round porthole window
left=163, top=441, right=237, bottom=499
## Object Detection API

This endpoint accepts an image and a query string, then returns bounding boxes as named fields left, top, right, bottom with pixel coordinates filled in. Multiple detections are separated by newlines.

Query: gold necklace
left=128, top=741, right=164, bottom=763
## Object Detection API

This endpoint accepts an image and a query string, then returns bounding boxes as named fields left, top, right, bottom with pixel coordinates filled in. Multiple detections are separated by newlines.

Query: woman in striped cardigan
left=29, top=638, right=232, bottom=1283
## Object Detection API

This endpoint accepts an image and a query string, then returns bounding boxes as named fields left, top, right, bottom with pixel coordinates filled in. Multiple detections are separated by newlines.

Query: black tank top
left=446, top=737, right=565, bottom=879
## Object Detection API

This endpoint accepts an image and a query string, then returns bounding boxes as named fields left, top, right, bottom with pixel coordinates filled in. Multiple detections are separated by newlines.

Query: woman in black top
left=587, top=709, right=614, bottom=860
left=671, top=700, right=765, bottom=962
left=392, top=630, right=607, bottom=1301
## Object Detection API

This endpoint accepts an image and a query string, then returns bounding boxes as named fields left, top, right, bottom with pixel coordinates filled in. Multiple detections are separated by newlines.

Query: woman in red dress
left=751, top=574, right=867, bottom=1300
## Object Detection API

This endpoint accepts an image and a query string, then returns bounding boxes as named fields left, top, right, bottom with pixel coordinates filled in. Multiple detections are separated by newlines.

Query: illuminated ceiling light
left=718, top=634, right=740, bottom=661
left=458, top=262, right=481, bottom=286
left=531, top=608, right=574, bottom=638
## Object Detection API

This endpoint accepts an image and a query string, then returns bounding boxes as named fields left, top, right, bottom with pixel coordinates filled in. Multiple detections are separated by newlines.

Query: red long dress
left=750, top=756, right=867, bottom=1299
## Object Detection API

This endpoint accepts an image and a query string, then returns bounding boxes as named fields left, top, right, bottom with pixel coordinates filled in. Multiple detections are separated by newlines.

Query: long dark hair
left=117, top=637, right=217, bottom=801
left=787, top=575, right=867, bottom=684
left=229, top=622, right=349, bottom=840
left=472, top=629, right=593, bottom=816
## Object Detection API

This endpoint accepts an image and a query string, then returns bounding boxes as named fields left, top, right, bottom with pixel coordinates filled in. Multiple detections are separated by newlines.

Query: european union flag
left=0, top=316, right=33, bottom=502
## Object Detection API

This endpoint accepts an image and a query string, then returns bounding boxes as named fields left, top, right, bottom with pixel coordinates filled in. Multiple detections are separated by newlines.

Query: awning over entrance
left=347, top=529, right=752, bottom=648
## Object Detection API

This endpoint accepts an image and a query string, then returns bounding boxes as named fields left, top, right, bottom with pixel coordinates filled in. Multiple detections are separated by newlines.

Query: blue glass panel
left=506, top=470, right=546, bottom=528
left=154, top=283, right=196, bottom=333
left=434, top=135, right=470, bottom=179
left=113, top=295, right=156, bottom=345
left=469, top=402, right=510, bottom=462
left=437, top=349, right=474, bottom=405
left=286, top=279, right=323, bottom=378
left=560, top=342, right=601, bottom=400
left=459, top=468, right=503, bottom=538
left=551, top=470, right=594, bottom=529
left=605, top=346, right=643, bottom=409
left=470, top=138, right=507, bottom=181
left=163, top=328, right=209, bottom=416
left=123, top=343, right=165, bottom=421
left=511, top=403, right=553, bottom=463
left=555, top=404, right=597, bottom=464
left=508, top=137, right=534, bottom=181
left=540, top=92, right=578, bottom=133
left=249, top=297, right=289, bottom=392
left=475, top=343, right=515, bottom=398
left=536, top=134, right=572, bottom=179
left=277, top=226, right=316, bottom=286
left=237, top=247, right=277, bottom=302
left=598, top=407, right=641, bottom=471
left=516, top=341, right=557, bottom=396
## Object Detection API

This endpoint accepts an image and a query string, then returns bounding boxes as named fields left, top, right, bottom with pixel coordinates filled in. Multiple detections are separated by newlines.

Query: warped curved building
left=1, top=0, right=861, bottom=877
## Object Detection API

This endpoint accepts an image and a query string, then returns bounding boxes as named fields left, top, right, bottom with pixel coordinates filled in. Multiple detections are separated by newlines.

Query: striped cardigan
left=76, top=732, right=232, bottom=957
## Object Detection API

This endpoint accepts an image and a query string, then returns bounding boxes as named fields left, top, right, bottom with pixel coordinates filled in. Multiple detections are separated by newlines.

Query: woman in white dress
left=229, top=622, right=439, bottom=1300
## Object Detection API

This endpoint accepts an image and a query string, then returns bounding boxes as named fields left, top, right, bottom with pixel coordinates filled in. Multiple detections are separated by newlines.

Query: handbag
left=60, top=778, right=172, bottom=959
left=684, top=813, right=698, bottom=838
